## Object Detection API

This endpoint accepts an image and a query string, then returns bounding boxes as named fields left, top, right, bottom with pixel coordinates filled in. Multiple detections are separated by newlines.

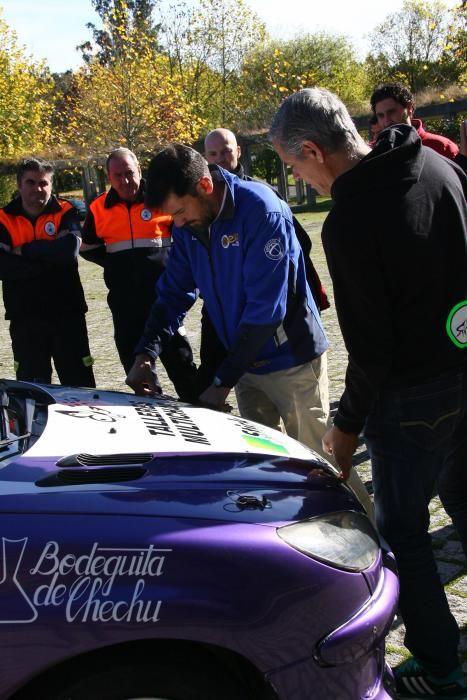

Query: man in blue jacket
left=126, top=143, right=329, bottom=457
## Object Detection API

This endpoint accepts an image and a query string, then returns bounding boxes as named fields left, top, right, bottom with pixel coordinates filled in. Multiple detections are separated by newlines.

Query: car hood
left=0, top=381, right=361, bottom=524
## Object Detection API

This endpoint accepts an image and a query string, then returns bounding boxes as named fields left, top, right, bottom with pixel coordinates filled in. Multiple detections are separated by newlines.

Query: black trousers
left=9, top=314, right=95, bottom=387
left=112, top=304, right=198, bottom=402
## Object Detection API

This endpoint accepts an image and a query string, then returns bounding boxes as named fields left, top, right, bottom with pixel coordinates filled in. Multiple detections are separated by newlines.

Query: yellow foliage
left=58, top=51, right=204, bottom=156
left=51, top=1, right=206, bottom=156
left=0, top=8, right=54, bottom=159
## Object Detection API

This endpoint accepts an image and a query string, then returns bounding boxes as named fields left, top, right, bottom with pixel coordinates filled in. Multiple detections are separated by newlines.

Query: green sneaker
left=395, top=658, right=467, bottom=699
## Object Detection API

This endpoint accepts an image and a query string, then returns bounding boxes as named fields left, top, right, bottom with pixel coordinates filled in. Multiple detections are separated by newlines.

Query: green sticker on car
left=446, top=300, right=467, bottom=348
left=242, top=435, right=289, bottom=455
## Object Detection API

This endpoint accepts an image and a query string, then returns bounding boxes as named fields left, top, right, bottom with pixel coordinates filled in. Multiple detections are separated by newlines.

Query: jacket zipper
left=127, top=205, right=134, bottom=248
left=191, top=226, right=230, bottom=345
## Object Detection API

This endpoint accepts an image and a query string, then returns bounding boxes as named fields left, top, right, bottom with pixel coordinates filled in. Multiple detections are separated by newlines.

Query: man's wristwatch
left=213, top=376, right=230, bottom=388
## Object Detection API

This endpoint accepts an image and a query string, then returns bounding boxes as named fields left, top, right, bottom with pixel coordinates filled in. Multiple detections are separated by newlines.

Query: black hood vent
left=57, top=452, right=154, bottom=468
left=36, top=466, right=147, bottom=487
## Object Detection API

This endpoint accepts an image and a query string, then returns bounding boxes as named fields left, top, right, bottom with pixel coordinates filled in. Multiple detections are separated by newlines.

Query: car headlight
left=277, top=511, right=380, bottom=572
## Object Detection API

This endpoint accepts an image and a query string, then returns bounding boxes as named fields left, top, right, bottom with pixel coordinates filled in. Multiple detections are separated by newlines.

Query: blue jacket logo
left=44, top=221, right=56, bottom=236
left=140, top=208, right=152, bottom=221
left=264, top=238, right=284, bottom=261
left=221, top=233, right=239, bottom=249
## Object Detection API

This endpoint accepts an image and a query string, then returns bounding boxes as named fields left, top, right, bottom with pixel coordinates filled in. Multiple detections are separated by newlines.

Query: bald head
left=204, top=128, right=241, bottom=172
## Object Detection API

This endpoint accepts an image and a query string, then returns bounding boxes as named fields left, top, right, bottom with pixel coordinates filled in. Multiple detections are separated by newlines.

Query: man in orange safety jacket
left=81, top=147, right=197, bottom=400
left=0, top=157, right=95, bottom=387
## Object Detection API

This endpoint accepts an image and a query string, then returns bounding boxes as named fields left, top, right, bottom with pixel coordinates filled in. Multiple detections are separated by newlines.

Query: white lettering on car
left=0, top=538, right=169, bottom=624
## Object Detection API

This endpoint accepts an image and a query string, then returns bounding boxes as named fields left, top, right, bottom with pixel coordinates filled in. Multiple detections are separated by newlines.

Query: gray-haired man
left=270, top=87, right=467, bottom=698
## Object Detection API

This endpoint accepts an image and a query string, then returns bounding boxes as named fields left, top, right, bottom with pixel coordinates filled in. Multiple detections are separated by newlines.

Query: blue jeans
left=364, top=369, right=467, bottom=676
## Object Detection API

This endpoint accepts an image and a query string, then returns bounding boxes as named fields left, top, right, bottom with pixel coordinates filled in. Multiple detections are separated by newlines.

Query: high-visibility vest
left=90, top=195, right=172, bottom=253
left=0, top=198, right=74, bottom=248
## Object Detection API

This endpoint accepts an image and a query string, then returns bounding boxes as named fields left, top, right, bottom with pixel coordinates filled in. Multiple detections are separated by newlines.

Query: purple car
left=0, top=379, right=398, bottom=700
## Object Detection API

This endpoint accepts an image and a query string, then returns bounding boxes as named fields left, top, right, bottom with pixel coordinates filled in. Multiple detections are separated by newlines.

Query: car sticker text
left=0, top=538, right=169, bottom=624
left=131, top=402, right=210, bottom=445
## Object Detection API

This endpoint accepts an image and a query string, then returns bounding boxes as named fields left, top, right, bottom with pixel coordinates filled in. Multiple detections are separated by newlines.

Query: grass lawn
left=291, top=195, right=332, bottom=224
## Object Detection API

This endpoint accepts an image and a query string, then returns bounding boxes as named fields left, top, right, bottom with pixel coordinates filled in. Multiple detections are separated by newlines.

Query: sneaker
left=395, top=658, right=467, bottom=699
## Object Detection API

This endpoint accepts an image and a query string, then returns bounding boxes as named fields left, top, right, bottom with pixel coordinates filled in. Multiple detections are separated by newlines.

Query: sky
left=0, top=0, right=460, bottom=73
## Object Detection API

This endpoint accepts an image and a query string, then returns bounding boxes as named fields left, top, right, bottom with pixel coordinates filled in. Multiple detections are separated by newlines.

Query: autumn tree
left=159, top=0, right=267, bottom=127
left=0, top=7, right=54, bottom=159
left=239, top=33, right=368, bottom=129
left=440, top=2, right=467, bottom=85
left=367, top=0, right=462, bottom=92
left=78, top=0, right=160, bottom=65
left=58, top=0, right=203, bottom=157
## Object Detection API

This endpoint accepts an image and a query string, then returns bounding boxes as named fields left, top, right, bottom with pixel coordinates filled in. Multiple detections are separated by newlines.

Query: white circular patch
left=44, top=221, right=56, bottom=236
left=221, top=235, right=229, bottom=249
left=264, top=238, right=284, bottom=261
left=447, top=301, right=467, bottom=349
left=140, top=208, right=152, bottom=221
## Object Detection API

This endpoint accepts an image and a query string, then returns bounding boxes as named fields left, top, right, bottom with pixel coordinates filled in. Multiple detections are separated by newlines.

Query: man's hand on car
left=322, top=425, right=359, bottom=481
left=126, top=353, right=162, bottom=396
left=199, top=384, right=232, bottom=412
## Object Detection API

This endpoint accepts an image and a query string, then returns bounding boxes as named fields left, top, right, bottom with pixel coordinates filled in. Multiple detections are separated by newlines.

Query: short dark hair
left=17, top=157, right=54, bottom=185
left=370, top=83, right=414, bottom=112
left=145, top=144, right=209, bottom=208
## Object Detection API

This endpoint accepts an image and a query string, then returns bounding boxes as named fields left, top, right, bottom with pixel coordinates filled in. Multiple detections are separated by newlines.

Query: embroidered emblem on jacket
left=264, top=238, right=284, bottom=261
left=44, top=221, right=56, bottom=236
left=221, top=233, right=239, bottom=248
left=140, top=208, right=152, bottom=221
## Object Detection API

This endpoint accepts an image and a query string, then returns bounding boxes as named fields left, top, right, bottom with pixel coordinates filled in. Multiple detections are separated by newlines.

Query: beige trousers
left=235, top=353, right=375, bottom=522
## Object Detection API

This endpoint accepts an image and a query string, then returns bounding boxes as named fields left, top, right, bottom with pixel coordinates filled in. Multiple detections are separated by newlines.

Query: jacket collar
left=208, top=164, right=236, bottom=221
left=104, top=180, right=146, bottom=208
left=233, top=162, right=247, bottom=180
left=410, top=118, right=426, bottom=138
left=331, top=124, right=423, bottom=201
left=4, top=194, right=63, bottom=217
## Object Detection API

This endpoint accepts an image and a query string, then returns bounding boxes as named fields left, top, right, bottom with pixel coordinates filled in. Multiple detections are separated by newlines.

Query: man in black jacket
left=271, top=87, right=467, bottom=699
left=0, top=158, right=95, bottom=386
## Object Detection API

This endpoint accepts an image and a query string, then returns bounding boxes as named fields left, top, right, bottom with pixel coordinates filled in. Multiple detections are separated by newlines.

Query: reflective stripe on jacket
left=89, top=193, right=171, bottom=251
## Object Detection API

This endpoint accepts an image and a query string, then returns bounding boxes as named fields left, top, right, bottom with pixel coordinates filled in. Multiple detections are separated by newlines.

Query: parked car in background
left=0, top=379, right=398, bottom=700
left=61, top=197, right=87, bottom=222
